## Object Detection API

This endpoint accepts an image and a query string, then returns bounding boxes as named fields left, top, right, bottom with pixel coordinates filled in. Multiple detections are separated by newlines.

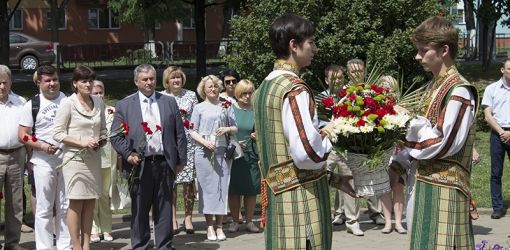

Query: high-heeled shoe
left=184, top=220, right=194, bottom=234
left=172, top=222, right=180, bottom=235
left=207, top=226, right=217, bottom=241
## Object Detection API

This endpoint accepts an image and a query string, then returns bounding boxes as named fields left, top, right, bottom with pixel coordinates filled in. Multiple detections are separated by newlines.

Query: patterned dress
left=161, top=89, right=198, bottom=184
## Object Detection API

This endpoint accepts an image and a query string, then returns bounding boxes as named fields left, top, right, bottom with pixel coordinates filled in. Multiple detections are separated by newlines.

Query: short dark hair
left=269, top=13, right=315, bottom=59
left=502, top=58, right=510, bottom=67
left=36, top=65, right=57, bottom=80
left=71, top=65, right=96, bottom=92
left=220, top=68, right=240, bottom=82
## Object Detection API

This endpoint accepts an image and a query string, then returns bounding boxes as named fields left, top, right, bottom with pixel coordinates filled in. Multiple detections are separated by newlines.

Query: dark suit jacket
left=110, top=91, right=187, bottom=177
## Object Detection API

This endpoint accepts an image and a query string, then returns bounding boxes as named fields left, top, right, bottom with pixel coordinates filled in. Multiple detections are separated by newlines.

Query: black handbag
left=224, top=110, right=243, bottom=160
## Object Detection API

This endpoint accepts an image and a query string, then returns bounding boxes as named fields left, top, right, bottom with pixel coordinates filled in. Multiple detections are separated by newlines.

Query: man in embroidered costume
left=404, top=16, right=478, bottom=249
left=253, top=13, right=354, bottom=250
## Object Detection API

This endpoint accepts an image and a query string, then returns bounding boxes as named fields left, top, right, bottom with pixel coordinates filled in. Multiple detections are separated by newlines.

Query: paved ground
left=11, top=208, right=510, bottom=249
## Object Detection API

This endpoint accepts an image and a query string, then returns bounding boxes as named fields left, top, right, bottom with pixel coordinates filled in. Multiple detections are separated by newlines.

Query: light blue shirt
left=481, top=77, right=510, bottom=127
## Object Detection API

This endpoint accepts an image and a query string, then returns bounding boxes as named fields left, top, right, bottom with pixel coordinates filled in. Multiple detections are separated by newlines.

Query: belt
left=0, top=146, right=23, bottom=154
left=144, top=155, right=165, bottom=162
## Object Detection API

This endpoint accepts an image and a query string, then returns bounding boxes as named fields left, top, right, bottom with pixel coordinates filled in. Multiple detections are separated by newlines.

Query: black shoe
left=491, top=210, right=504, bottom=219
left=4, top=245, right=28, bottom=250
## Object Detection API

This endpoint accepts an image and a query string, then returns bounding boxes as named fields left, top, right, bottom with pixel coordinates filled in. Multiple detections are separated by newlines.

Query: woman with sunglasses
left=219, top=69, right=240, bottom=104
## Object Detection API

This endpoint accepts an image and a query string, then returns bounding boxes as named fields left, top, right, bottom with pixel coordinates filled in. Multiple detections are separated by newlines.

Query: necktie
left=145, top=98, right=162, bottom=153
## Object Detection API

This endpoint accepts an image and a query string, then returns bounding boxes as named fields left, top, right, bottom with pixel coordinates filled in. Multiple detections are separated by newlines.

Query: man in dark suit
left=110, top=64, right=186, bottom=250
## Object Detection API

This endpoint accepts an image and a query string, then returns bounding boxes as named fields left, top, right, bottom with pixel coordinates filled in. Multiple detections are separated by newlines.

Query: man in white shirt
left=0, top=65, right=28, bottom=250
left=482, top=58, right=510, bottom=219
left=18, top=65, right=71, bottom=250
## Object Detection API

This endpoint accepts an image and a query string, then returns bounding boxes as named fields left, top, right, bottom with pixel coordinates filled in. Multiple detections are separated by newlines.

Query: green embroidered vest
left=416, top=66, right=479, bottom=198
left=253, top=71, right=326, bottom=195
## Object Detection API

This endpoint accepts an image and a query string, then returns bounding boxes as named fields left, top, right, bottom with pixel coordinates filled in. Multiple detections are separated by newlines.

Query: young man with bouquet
left=405, top=16, right=478, bottom=249
left=253, top=13, right=354, bottom=249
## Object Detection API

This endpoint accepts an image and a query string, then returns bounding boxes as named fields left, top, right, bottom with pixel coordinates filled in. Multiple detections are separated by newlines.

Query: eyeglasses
left=225, top=80, right=237, bottom=85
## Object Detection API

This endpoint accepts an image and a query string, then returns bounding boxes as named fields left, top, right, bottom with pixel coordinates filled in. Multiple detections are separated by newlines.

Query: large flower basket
left=339, top=147, right=394, bottom=197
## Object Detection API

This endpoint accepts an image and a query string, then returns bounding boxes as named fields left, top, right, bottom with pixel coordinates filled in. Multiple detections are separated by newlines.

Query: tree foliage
left=109, top=0, right=185, bottom=41
left=225, top=0, right=446, bottom=89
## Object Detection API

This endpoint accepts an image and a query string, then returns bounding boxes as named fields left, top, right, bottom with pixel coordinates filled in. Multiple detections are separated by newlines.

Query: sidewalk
left=15, top=208, right=510, bottom=249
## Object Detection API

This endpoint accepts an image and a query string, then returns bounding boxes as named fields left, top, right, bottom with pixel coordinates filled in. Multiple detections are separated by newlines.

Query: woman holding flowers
left=161, top=66, right=199, bottom=234
left=53, top=65, right=106, bottom=250
left=189, top=75, right=238, bottom=241
left=227, top=79, right=260, bottom=234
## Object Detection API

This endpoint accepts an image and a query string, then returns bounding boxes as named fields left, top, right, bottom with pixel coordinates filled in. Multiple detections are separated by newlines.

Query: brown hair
left=71, top=65, right=96, bottom=92
left=410, top=16, right=458, bottom=60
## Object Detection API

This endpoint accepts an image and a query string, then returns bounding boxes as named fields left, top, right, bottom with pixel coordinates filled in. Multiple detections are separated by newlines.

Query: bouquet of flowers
left=324, top=74, right=411, bottom=196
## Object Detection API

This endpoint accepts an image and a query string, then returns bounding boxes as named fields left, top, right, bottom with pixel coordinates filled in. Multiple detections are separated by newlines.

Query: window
left=8, top=8, right=22, bottom=30
left=46, top=8, right=67, bottom=30
left=9, top=34, right=28, bottom=44
left=182, top=8, right=194, bottom=29
left=88, top=8, right=120, bottom=29
left=451, top=7, right=465, bottom=25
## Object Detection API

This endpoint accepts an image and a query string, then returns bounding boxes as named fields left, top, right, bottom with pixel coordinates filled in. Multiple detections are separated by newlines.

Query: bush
left=226, top=0, right=446, bottom=89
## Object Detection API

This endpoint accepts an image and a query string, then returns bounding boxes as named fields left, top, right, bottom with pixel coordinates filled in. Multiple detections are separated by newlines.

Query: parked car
left=9, top=32, right=55, bottom=70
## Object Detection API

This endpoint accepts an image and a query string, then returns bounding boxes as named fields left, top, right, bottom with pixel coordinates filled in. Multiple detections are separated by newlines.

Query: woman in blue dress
left=189, top=75, right=238, bottom=241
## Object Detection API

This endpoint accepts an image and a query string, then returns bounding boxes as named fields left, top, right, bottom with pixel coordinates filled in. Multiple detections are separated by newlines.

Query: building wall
left=9, top=0, right=225, bottom=45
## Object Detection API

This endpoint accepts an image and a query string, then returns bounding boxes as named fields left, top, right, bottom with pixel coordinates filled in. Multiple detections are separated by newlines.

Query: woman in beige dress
left=53, top=65, right=106, bottom=250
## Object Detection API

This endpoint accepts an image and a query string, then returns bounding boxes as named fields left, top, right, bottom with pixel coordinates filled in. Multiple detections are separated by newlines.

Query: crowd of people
left=0, top=12, right=507, bottom=250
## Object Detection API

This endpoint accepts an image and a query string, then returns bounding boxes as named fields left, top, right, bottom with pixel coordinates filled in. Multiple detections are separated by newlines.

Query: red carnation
left=183, top=120, right=190, bottom=129
left=374, top=109, right=388, bottom=119
left=141, top=122, right=148, bottom=128
left=370, top=85, right=384, bottom=94
left=22, top=135, right=29, bottom=142
left=222, top=100, right=232, bottom=108
left=179, top=109, right=187, bottom=115
left=364, top=96, right=379, bottom=109
left=338, top=88, right=347, bottom=98
left=190, top=123, right=194, bottom=129
left=156, top=125, right=162, bottom=131
left=322, top=97, right=335, bottom=108
left=0, top=192, right=3, bottom=200
left=356, top=119, right=366, bottom=127
left=348, top=94, right=357, bottom=101
left=144, top=127, right=153, bottom=135
left=31, top=135, right=38, bottom=142
left=107, top=108, right=115, bottom=114
left=121, top=121, right=130, bottom=135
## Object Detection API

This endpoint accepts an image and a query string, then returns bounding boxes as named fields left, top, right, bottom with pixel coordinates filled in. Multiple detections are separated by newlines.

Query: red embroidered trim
left=287, top=91, right=329, bottom=163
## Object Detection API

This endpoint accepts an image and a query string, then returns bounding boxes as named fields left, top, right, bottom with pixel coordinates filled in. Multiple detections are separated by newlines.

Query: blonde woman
left=227, top=80, right=261, bottom=233
left=189, top=75, right=238, bottom=241
left=161, top=66, right=198, bottom=234
left=90, top=80, right=116, bottom=242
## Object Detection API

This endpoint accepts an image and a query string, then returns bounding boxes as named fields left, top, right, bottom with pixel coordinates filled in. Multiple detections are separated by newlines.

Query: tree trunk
left=50, top=0, right=59, bottom=43
left=480, top=19, right=497, bottom=72
left=463, top=0, right=476, bottom=59
left=0, top=0, right=9, bottom=66
left=195, top=0, right=206, bottom=78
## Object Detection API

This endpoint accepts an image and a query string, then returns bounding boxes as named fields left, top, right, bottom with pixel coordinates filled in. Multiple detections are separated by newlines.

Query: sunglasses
left=225, top=80, right=237, bottom=85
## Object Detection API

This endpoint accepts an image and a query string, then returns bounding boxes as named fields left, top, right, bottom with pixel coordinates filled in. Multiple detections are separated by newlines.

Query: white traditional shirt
left=481, top=77, right=510, bottom=128
left=265, top=70, right=331, bottom=170
left=0, top=92, right=26, bottom=149
left=405, top=86, right=476, bottom=160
